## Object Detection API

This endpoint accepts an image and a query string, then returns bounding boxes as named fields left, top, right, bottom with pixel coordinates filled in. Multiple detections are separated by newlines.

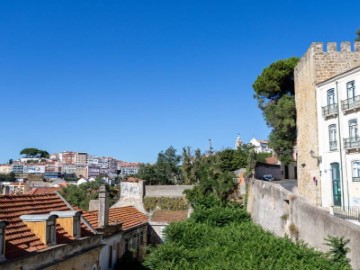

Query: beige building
left=75, top=166, right=88, bottom=178
left=0, top=164, right=12, bottom=174
left=75, top=152, right=88, bottom=165
left=295, top=41, right=360, bottom=205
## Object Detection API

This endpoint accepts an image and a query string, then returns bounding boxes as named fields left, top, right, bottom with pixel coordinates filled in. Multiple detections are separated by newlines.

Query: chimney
left=98, top=185, right=109, bottom=228
left=2, top=186, right=9, bottom=195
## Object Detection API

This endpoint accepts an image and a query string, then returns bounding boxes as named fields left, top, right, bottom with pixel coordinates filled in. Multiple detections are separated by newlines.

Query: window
left=140, top=232, right=144, bottom=245
left=108, top=246, right=113, bottom=268
left=352, top=161, right=360, bottom=182
left=347, top=81, right=355, bottom=101
left=329, top=124, right=337, bottom=151
left=349, top=119, right=358, bottom=140
left=0, top=228, right=4, bottom=257
left=46, top=220, right=56, bottom=245
left=327, top=88, right=335, bottom=105
left=125, top=239, right=129, bottom=252
left=73, top=216, right=80, bottom=238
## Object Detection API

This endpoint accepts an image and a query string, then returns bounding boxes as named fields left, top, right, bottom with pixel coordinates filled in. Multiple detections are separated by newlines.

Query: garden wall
left=247, top=179, right=360, bottom=269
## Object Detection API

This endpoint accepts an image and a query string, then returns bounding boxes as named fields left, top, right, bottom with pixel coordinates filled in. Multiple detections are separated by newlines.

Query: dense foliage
left=144, top=197, right=188, bottom=212
left=143, top=205, right=351, bottom=270
left=59, top=180, right=118, bottom=210
left=253, top=57, right=299, bottom=163
left=137, top=144, right=263, bottom=185
left=20, top=148, right=49, bottom=158
left=136, top=146, right=182, bottom=185
left=0, top=172, right=16, bottom=182
left=356, top=29, right=360, bottom=41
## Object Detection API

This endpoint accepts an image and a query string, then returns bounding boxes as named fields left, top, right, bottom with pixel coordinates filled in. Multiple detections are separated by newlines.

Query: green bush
left=143, top=205, right=351, bottom=270
left=144, top=197, right=188, bottom=212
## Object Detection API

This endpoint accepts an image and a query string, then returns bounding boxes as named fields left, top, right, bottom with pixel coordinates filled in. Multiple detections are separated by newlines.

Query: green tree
left=181, top=147, right=193, bottom=184
left=59, top=180, right=118, bottom=210
left=253, top=57, right=299, bottom=163
left=156, top=146, right=182, bottom=184
left=135, top=146, right=182, bottom=185
left=356, top=29, right=360, bottom=41
left=136, top=163, right=159, bottom=185
left=20, top=148, right=49, bottom=158
left=324, top=235, right=351, bottom=265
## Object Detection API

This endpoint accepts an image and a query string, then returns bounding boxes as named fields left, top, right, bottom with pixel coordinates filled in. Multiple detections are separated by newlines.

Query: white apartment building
left=249, top=138, right=273, bottom=154
left=117, top=162, right=141, bottom=177
left=317, top=66, right=360, bottom=207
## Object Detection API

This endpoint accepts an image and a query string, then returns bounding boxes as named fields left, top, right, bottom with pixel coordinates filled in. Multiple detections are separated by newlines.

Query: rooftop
left=81, top=206, right=148, bottom=231
left=0, top=194, right=93, bottom=260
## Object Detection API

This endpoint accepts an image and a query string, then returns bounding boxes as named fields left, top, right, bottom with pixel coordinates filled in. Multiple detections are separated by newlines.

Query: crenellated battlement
left=310, top=41, right=360, bottom=53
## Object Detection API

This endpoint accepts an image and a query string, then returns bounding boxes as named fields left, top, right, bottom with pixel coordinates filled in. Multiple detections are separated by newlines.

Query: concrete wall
left=247, top=179, right=360, bottom=269
left=1, top=235, right=102, bottom=270
left=112, top=180, right=147, bottom=213
left=295, top=42, right=360, bottom=206
left=145, top=185, right=193, bottom=198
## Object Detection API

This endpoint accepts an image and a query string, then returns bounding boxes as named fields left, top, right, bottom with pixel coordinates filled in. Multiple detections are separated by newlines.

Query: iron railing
left=341, top=95, right=360, bottom=111
left=333, top=206, right=360, bottom=221
left=322, top=103, right=338, bottom=118
left=344, top=137, right=360, bottom=150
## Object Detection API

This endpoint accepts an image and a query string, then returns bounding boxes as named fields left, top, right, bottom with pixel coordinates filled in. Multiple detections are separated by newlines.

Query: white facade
left=249, top=138, right=273, bottom=153
left=22, top=165, right=46, bottom=174
left=317, top=66, right=360, bottom=207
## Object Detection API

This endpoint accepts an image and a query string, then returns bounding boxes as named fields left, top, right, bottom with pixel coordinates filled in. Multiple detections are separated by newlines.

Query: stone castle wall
left=295, top=42, right=360, bottom=205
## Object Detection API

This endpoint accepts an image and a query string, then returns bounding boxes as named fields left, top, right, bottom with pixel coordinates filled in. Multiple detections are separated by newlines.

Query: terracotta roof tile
left=81, top=206, right=148, bottom=231
left=0, top=194, right=94, bottom=260
left=151, top=210, right=188, bottom=223
left=25, top=187, right=61, bottom=195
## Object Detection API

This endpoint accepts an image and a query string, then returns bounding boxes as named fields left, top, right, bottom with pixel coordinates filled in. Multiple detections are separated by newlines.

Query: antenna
left=208, top=139, right=214, bottom=155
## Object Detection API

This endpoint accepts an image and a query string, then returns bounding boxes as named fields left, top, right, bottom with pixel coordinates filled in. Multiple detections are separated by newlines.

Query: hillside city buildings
left=0, top=151, right=142, bottom=180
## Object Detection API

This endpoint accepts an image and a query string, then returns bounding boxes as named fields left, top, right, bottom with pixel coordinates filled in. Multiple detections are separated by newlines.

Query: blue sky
left=0, top=0, right=359, bottom=163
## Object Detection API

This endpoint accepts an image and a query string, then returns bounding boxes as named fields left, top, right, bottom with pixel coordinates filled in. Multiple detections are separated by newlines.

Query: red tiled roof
left=25, top=187, right=61, bottom=195
left=0, top=194, right=93, bottom=260
left=125, top=177, right=143, bottom=183
left=265, top=156, right=279, bottom=165
left=151, top=210, right=188, bottom=223
left=81, top=206, right=148, bottom=231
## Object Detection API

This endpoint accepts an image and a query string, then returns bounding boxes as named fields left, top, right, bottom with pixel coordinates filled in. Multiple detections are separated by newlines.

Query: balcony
left=341, top=95, right=360, bottom=113
left=322, top=103, right=338, bottom=118
left=329, top=141, right=337, bottom=151
left=344, top=137, right=360, bottom=151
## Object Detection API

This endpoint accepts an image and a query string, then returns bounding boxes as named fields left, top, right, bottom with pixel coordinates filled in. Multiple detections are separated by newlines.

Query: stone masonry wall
left=247, top=180, right=360, bottom=269
left=295, top=42, right=360, bottom=205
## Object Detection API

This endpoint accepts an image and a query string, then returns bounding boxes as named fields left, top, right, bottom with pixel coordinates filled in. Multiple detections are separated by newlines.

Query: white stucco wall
left=317, top=67, right=360, bottom=207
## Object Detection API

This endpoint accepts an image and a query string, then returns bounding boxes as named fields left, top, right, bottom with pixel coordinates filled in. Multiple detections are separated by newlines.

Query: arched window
left=347, top=81, right=355, bottom=100
left=327, top=89, right=335, bottom=105
left=349, top=119, right=358, bottom=140
left=328, top=124, right=337, bottom=151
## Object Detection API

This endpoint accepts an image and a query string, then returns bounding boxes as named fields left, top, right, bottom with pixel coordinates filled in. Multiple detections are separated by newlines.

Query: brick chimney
left=98, top=185, right=109, bottom=228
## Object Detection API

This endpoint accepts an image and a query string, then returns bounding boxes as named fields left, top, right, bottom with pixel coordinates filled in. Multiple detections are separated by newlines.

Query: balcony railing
left=341, top=95, right=360, bottom=112
left=322, top=103, right=338, bottom=118
left=344, top=137, right=360, bottom=150
left=333, top=206, right=360, bottom=221
left=329, top=141, right=337, bottom=151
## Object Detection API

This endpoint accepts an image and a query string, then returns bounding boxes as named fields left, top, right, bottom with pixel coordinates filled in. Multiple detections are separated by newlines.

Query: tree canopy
left=356, top=29, right=360, bottom=41
left=20, top=148, right=49, bottom=158
left=253, top=57, right=299, bottom=163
